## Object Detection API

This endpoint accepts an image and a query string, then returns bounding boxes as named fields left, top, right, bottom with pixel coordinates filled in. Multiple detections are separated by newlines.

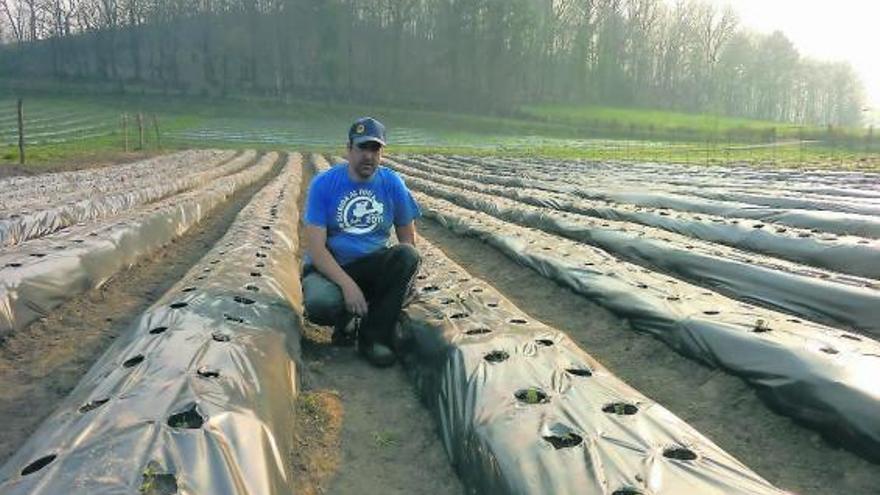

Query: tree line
left=0, top=0, right=867, bottom=126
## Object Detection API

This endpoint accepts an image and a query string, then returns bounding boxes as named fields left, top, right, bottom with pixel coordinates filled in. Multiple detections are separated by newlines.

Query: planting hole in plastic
left=79, top=398, right=110, bottom=413
left=472, top=287, right=484, bottom=293
left=212, top=332, right=231, bottom=342
left=440, top=298, right=455, bottom=305
left=612, top=489, right=643, bottom=495
left=4, top=262, right=22, bottom=268
left=170, top=302, right=188, bottom=309
left=30, top=253, right=46, bottom=258
left=123, top=355, right=145, bottom=368
left=753, top=319, right=772, bottom=333
left=224, top=314, right=245, bottom=324
left=245, top=285, right=260, bottom=292
left=256, top=253, right=267, bottom=258
left=251, top=272, right=262, bottom=277
left=255, top=262, right=265, bottom=268
left=840, top=334, right=862, bottom=341
left=20, top=454, right=56, bottom=476
left=149, top=326, right=168, bottom=335
left=487, top=302, right=499, bottom=308
left=666, top=296, right=680, bottom=302
left=140, top=461, right=178, bottom=495
left=543, top=426, right=583, bottom=449
left=422, top=285, right=440, bottom=293
left=603, top=402, right=638, bottom=415
left=820, top=346, right=839, bottom=355
left=565, top=368, right=592, bottom=377
left=465, top=327, right=491, bottom=335
left=449, top=312, right=469, bottom=319
left=416, top=274, right=428, bottom=280
left=510, top=318, right=528, bottom=325
left=484, top=350, right=509, bottom=363
left=663, top=446, right=698, bottom=461
left=197, top=367, right=220, bottom=379
left=702, top=310, right=720, bottom=316
left=167, top=403, right=205, bottom=429
left=181, top=287, right=197, bottom=293
left=535, top=339, right=554, bottom=347
left=515, top=388, right=549, bottom=405
left=234, top=296, right=255, bottom=305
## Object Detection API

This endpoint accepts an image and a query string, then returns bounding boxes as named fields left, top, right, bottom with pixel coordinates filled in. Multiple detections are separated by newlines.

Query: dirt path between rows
left=417, top=217, right=879, bottom=495
left=289, top=160, right=462, bottom=495
left=0, top=154, right=280, bottom=464
left=293, top=326, right=462, bottom=495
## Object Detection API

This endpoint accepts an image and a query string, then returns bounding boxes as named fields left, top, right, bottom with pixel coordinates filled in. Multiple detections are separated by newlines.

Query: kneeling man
left=302, top=117, right=421, bottom=367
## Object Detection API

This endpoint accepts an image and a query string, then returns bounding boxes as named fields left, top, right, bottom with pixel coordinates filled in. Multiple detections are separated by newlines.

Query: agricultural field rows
left=0, top=150, right=877, bottom=495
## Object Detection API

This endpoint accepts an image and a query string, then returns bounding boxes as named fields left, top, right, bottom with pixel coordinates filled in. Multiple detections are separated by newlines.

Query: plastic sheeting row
left=0, top=150, right=234, bottom=214
left=389, top=159, right=880, bottom=337
left=478, top=155, right=880, bottom=216
left=0, top=150, right=254, bottom=247
left=413, top=191, right=880, bottom=463
left=0, top=152, right=276, bottom=338
left=408, top=154, right=880, bottom=239
left=0, top=154, right=305, bottom=494
left=398, top=240, right=786, bottom=495
left=392, top=156, right=880, bottom=279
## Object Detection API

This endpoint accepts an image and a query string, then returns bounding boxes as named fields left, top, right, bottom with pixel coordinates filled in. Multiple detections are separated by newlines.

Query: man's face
left=348, top=140, right=384, bottom=180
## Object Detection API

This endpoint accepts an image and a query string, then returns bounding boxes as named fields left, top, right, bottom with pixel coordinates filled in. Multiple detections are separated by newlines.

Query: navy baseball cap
left=349, top=117, right=386, bottom=147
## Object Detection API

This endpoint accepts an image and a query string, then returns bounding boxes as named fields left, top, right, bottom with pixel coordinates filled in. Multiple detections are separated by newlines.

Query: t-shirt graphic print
left=337, top=189, right=385, bottom=235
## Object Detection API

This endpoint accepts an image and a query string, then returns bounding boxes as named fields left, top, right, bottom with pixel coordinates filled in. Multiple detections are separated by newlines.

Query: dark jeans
left=302, top=244, right=421, bottom=347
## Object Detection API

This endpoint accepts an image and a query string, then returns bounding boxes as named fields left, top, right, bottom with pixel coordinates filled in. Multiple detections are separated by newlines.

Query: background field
left=2, top=91, right=878, bottom=172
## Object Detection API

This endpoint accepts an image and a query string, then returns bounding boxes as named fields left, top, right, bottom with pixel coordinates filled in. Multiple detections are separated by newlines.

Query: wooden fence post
left=152, top=115, right=161, bottom=150
left=137, top=112, right=144, bottom=150
left=17, top=98, right=25, bottom=165
left=122, top=113, right=129, bottom=152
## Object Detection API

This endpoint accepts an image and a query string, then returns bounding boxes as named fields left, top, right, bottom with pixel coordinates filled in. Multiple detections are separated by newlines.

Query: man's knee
left=302, top=274, right=344, bottom=325
left=389, top=244, right=421, bottom=274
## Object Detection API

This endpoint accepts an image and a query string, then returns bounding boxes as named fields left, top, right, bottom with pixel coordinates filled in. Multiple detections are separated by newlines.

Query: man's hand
left=341, top=280, right=368, bottom=316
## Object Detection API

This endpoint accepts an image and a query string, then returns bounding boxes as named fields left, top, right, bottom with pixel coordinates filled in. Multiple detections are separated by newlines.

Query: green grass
left=519, top=104, right=875, bottom=145
left=521, top=104, right=802, bottom=133
left=1, top=90, right=877, bottom=171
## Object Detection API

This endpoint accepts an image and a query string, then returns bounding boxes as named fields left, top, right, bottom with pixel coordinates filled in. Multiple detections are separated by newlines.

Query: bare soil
left=293, top=324, right=462, bottom=495
left=417, top=217, right=880, bottom=495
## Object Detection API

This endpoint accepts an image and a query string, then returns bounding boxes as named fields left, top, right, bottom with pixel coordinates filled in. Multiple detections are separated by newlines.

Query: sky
left=702, top=0, right=880, bottom=115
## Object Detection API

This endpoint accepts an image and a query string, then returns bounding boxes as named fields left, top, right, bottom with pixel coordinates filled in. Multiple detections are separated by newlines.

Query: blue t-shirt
left=304, top=164, right=421, bottom=267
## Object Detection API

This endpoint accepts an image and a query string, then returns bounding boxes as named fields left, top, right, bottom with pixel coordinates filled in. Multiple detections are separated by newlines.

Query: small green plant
left=372, top=430, right=397, bottom=448
left=139, top=461, right=177, bottom=495
left=525, top=388, right=540, bottom=404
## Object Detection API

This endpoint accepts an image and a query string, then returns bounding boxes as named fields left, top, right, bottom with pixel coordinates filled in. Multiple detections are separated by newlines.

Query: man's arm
left=395, top=221, right=417, bottom=246
left=305, top=224, right=369, bottom=316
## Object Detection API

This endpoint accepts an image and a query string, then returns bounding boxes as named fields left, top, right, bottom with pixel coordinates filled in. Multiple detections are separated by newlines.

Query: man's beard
left=354, top=160, right=377, bottom=178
